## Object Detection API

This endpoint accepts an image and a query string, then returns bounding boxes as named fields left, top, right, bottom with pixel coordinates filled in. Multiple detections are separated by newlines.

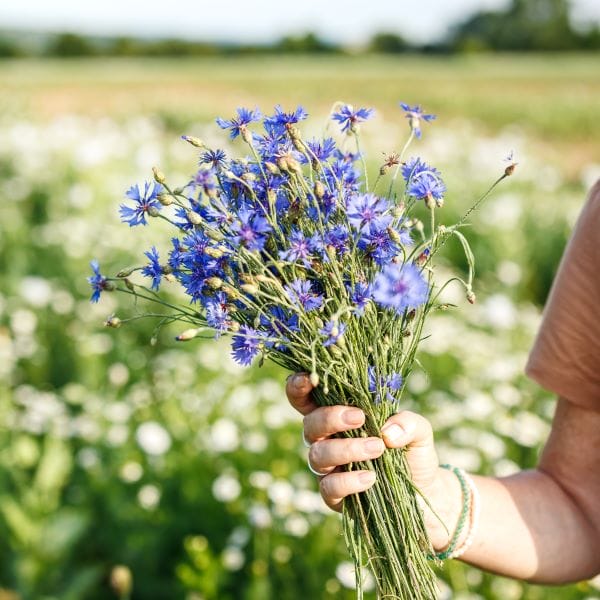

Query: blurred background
left=0, top=1, right=599, bottom=598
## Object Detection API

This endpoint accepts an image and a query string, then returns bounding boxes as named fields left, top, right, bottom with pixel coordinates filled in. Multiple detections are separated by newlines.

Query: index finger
left=286, top=372, right=318, bottom=416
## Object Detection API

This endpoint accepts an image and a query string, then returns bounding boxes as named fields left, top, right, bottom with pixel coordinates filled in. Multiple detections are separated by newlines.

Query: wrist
left=422, top=466, right=468, bottom=551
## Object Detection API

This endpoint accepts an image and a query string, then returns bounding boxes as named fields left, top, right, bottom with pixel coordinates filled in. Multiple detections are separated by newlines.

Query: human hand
left=286, top=372, right=462, bottom=550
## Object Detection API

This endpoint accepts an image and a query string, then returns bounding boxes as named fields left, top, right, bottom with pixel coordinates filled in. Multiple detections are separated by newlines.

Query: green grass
left=0, top=54, right=598, bottom=161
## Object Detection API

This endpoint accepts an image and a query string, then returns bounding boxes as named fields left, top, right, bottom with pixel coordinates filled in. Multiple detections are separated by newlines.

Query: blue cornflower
left=305, top=137, right=337, bottom=162
left=205, top=292, right=230, bottom=337
left=190, top=168, right=217, bottom=195
left=216, top=107, right=262, bottom=140
left=264, top=105, right=308, bottom=135
left=319, top=319, right=347, bottom=347
left=279, top=229, right=318, bottom=267
left=399, top=103, right=436, bottom=139
left=168, top=238, right=186, bottom=271
left=358, top=219, right=399, bottom=266
left=142, top=246, right=162, bottom=290
left=119, top=181, right=162, bottom=227
left=372, top=263, right=429, bottom=314
left=260, top=306, right=299, bottom=350
left=231, top=325, right=264, bottom=366
left=401, top=157, right=430, bottom=183
left=199, top=149, right=227, bottom=169
left=332, top=104, right=374, bottom=133
left=87, top=260, right=109, bottom=303
left=347, top=193, right=391, bottom=234
left=230, top=208, right=272, bottom=252
left=368, top=366, right=403, bottom=403
left=284, top=279, right=323, bottom=312
left=407, top=172, right=446, bottom=206
left=350, top=282, right=372, bottom=316
left=322, top=225, right=350, bottom=258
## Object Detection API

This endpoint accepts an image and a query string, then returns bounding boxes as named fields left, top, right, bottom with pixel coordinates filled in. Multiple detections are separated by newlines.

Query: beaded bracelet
left=433, top=464, right=472, bottom=561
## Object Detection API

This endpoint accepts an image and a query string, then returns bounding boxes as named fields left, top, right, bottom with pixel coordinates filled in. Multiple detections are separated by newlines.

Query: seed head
left=152, top=166, right=166, bottom=184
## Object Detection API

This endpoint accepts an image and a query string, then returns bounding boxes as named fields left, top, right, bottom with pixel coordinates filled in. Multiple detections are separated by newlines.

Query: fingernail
left=342, top=408, right=364, bottom=426
left=381, top=424, right=404, bottom=443
left=364, top=439, right=383, bottom=453
left=358, top=471, right=376, bottom=485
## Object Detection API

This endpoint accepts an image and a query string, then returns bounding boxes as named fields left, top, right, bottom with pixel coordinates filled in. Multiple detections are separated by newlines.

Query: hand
left=286, top=372, right=462, bottom=550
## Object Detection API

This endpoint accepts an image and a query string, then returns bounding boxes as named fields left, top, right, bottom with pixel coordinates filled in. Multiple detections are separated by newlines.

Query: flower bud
left=387, top=227, right=404, bottom=245
left=181, top=135, right=205, bottom=148
left=104, top=281, right=116, bottom=292
left=148, top=206, right=160, bottom=218
left=176, top=328, right=201, bottom=341
left=205, top=277, right=223, bottom=290
left=204, top=246, right=225, bottom=259
left=391, top=205, right=405, bottom=218
left=172, top=187, right=185, bottom=195
left=205, top=228, right=225, bottom=242
left=164, top=273, right=176, bottom=283
left=276, top=156, right=289, bottom=172
left=466, top=290, right=476, bottom=304
left=328, top=345, right=343, bottom=358
left=505, top=163, right=517, bottom=177
left=241, top=126, right=254, bottom=145
left=265, top=162, right=280, bottom=175
left=240, top=283, right=259, bottom=295
left=187, top=211, right=203, bottom=226
left=229, top=321, right=240, bottom=333
left=309, top=372, right=320, bottom=387
left=222, top=284, right=240, bottom=300
left=124, top=279, right=135, bottom=291
left=314, top=180, right=325, bottom=200
left=152, top=166, right=166, bottom=184
left=288, top=157, right=302, bottom=174
left=241, top=172, right=256, bottom=183
left=158, top=193, right=174, bottom=206
left=116, top=267, right=135, bottom=278
left=110, top=565, right=133, bottom=598
left=104, top=315, right=121, bottom=328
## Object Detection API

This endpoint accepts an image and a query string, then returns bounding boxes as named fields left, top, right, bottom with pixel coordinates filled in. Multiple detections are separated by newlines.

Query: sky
left=0, top=0, right=599, bottom=44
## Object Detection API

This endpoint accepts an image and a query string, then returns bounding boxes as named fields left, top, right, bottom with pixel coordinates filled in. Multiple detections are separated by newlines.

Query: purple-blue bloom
left=264, top=105, right=308, bottom=135
left=372, top=263, right=429, bottom=314
left=142, top=246, right=162, bottom=290
left=119, top=181, right=162, bottom=227
left=279, top=229, right=317, bottom=267
left=231, top=325, right=264, bottom=365
left=205, top=292, right=230, bottom=337
left=284, top=279, right=323, bottom=312
left=368, top=366, right=403, bottom=403
left=304, top=137, right=337, bottom=163
left=322, top=225, right=350, bottom=258
left=350, top=282, right=372, bottom=316
left=87, top=260, right=109, bottom=303
left=216, top=107, right=262, bottom=139
left=319, top=319, right=347, bottom=347
left=199, top=149, right=227, bottom=169
left=230, top=208, right=272, bottom=252
left=347, top=193, right=390, bottom=233
left=332, top=105, right=374, bottom=133
left=399, top=103, right=436, bottom=139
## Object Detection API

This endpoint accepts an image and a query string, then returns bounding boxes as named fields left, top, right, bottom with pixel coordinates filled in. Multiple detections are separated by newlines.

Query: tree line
left=0, top=0, right=598, bottom=58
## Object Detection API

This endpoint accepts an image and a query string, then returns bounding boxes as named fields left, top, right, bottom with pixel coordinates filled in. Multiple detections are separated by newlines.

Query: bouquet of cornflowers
left=89, top=102, right=514, bottom=599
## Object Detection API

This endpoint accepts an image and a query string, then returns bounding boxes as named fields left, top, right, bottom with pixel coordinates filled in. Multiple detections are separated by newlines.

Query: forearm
left=427, top=467, right=600, bottom=583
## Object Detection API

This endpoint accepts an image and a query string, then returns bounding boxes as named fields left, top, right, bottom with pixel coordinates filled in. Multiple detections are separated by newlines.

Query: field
left=0, top=54, right=599, bottom=599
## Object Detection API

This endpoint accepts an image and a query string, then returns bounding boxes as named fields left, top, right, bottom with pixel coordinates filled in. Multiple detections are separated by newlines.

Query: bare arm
left=286, top=374, right=600, bottom=584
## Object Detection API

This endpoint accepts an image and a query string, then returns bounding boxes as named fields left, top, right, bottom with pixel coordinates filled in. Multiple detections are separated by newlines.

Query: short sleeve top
left=525, top=180, right=600, bottom=411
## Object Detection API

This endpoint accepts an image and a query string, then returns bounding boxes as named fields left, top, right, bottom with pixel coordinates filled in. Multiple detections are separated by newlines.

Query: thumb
left=381, top=411, right=439, bottom=491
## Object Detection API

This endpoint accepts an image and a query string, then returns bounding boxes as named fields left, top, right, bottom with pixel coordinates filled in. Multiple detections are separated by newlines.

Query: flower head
left=142, top=246, right=162, bottom=290
left=372, top=263, right=429, bottom=314
left=347, top=193, right=390, bottom=233
left=231, top=325, right=264, bottom=366
left=230, top=208, right=272, bottom=252
left=264, top=105, right=308, bottom=135
left=319, top=319, right=346, bottom=347
left=284, top=279, right=323, bottom=312
left=216, top=107, right=262, bottom=140
left=88, top=260, right=110, bottom=303
left=332, top=104, right=374, bottom=133
left=279, top=229, right=318, bottom=267
left=368, top=367, right=403, bottom=403
left=199, top=149, right=227, bottom=169
left=399, top=103, right=436, bottom=139
left=205, top=292, right=231, bottom=337
left=350, top=282, right=372, bottom=316
left=120, top=181, right=162, bottom=227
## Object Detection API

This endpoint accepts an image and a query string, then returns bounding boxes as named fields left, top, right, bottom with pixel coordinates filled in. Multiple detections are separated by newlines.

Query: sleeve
left=525, top=179, right=600, bottom=411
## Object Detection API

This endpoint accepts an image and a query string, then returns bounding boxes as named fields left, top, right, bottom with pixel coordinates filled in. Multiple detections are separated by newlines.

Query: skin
left=286, top=372, right=600, bottom=584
